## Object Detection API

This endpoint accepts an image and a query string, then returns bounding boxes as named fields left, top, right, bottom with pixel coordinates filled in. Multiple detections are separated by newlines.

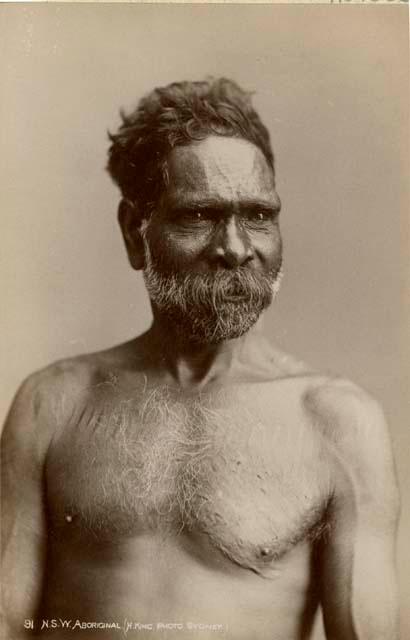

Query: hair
left=107, top=78, right=275, bottom=216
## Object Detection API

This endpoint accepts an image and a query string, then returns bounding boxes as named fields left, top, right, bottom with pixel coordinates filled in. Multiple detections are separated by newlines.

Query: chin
left=179, top=307, right=264, bottom=345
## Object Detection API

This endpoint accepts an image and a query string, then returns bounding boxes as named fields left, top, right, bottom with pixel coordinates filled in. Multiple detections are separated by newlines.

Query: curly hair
left=107, top=78, right=274, bottom=216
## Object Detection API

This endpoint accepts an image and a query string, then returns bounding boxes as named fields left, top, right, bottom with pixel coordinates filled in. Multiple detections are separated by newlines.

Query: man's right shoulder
left=1, top=355, right=100, bottom=443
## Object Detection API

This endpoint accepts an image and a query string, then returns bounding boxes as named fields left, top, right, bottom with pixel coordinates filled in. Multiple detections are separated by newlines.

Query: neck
left=144, top=315, right=266, bottom=389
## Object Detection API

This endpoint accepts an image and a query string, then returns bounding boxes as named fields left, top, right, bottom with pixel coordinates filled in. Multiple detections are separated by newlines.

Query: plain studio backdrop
left=1, top=4, right=408, bottom=638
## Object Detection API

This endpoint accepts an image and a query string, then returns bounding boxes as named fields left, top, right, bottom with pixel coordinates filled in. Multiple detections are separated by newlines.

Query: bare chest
left=46, top=385, right=330, bottom=571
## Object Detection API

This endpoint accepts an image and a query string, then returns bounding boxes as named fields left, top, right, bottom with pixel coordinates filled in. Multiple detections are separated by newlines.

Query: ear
left=118, top=199, right=145, bottom=271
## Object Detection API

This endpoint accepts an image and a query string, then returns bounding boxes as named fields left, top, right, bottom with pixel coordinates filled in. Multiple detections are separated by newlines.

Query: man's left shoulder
left=303, top=377, right=399, bottom=508
left=303, top=376, right=386, bottom=439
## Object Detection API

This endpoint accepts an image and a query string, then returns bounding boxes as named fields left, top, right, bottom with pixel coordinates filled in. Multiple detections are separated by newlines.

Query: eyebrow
left=167, top=199, right=281, bottom=215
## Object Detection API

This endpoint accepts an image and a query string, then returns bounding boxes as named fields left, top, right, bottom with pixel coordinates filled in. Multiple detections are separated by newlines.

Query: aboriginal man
left=1, top=79, right=400, bottom=640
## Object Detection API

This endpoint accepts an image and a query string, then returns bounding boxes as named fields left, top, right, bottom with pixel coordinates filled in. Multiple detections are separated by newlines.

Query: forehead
left=164, top=136, right=276, bottom=206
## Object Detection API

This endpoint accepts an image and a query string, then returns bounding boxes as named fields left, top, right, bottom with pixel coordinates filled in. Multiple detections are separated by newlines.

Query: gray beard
left=143, top=245, right=283, bottom=344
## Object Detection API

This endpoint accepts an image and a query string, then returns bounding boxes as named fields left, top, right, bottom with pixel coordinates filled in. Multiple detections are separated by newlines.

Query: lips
left=222, top=293, right=248, bottom=302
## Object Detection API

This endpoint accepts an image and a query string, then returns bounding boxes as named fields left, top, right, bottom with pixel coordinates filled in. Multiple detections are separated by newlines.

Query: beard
left=142, top=242, right=283, bottom=344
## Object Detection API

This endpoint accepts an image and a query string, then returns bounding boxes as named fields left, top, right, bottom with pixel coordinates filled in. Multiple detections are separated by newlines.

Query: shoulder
left=9, top=355, right=98, bottom=411
left=303, top=376, right=391, bottom=452
left=303, top=377, right=400, bottom=519
left=1, top=354, right=103, bottom=446
left=260, top=348, right=393, bottom=461
left=1, top=340, right=147, bottom=434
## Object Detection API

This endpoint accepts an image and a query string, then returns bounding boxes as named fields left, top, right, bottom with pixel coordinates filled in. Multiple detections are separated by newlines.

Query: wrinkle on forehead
left=165, top=136, right=276, bottom=205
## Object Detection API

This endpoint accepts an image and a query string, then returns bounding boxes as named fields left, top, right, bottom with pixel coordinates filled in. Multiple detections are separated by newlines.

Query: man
left=1, top=78, right=400, bottom=639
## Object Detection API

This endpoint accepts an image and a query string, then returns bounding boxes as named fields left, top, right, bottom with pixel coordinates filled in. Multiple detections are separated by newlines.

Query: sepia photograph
left=1, top=4, right=408, bottom=640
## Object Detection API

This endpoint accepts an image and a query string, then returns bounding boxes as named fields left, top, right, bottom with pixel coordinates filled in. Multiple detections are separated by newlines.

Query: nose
left=211, top=217, right=254, bottom=268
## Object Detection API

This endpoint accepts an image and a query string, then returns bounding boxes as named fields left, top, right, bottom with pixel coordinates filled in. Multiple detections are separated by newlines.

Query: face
left=141, top=136, right=283, bottom=343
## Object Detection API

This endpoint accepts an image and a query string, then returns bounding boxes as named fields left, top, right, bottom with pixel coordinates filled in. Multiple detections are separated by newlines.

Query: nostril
left=214, top=255, right=232, bottom=269
left=217, top=250, right=253, bottom=269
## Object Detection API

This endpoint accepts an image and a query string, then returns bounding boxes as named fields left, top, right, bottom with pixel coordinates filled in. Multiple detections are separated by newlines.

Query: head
left=107, top=79, right=283, bottom=344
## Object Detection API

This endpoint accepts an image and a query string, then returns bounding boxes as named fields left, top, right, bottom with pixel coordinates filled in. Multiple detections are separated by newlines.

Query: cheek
left=254, top=229, right=283, bottom=267
left=147, top=227, right=208, bottom=269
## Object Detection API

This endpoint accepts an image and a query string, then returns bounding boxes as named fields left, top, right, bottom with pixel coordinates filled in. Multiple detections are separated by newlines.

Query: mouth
left=222, top=293, right=248, bottom=302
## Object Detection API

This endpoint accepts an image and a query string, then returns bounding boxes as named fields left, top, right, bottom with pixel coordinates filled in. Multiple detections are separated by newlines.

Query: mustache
left=144, top=263, right=282, bottom=314
left=179, top=269, right=276, bottom=311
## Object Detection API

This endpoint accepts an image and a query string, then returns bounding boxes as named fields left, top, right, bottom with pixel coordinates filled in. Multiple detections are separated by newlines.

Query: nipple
left=259, top=545, right=275, bottom=560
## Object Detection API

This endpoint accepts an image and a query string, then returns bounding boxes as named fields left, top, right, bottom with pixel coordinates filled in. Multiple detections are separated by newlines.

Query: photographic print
left=1, top=4, right=408, bottom=639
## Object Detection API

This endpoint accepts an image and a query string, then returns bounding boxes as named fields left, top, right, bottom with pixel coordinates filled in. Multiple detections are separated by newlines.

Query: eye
left=175, top=209, right=209, bottom=226
left=245, top=210, right=275, bottom=224
left=254, top=211, right=269, bottom=221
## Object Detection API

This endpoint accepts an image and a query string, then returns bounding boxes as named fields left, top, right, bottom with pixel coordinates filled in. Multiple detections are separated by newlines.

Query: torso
left=37, top=345, right=336, bottom=639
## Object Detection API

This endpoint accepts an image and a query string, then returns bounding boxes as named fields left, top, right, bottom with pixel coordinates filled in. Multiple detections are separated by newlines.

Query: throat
left=145, top=323, right=262, bottom=389
left=170, top=349, right=234, bottom=388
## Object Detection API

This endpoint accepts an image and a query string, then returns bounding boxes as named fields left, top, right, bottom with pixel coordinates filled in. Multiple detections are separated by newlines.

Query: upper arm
left=1, top=373, right=55, bottom=638
left=308, top=381, right=400, bottom=640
